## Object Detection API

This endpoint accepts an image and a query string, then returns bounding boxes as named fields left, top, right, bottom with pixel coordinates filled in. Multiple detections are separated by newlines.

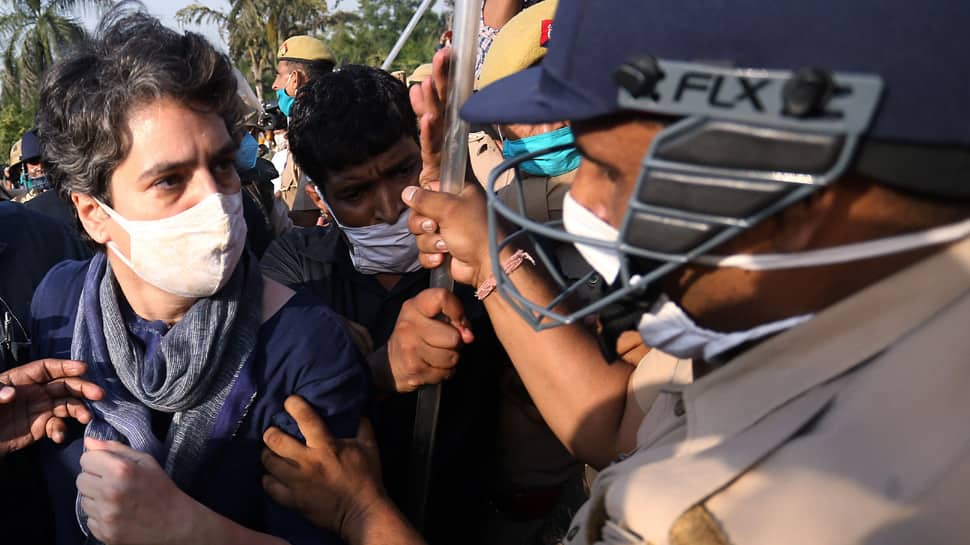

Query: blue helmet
left=462, top=0, right=970, bottom=331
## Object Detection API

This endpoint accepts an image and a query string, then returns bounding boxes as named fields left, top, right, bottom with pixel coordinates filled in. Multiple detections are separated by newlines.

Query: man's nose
left=375, top=187, right=405, bottom=224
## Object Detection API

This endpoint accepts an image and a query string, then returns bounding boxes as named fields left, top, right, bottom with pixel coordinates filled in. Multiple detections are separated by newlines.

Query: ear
left=290, top=70, right=307, bottom=95
left=73, top=193, right=112, bottom=244
left=771, top=187, right=838, bottom=253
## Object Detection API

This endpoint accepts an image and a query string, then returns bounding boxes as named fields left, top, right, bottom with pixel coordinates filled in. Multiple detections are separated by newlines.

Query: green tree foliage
left=179, top=0, right=447, bottom=100
left=326, top=0, right=447, bottom=73
left=178, top=0, right=351, bottom=100
left=0, top=0, right=106, bottom=163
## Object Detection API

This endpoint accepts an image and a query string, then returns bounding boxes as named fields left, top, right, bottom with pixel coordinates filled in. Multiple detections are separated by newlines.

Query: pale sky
left=78, top=0, right=370, bottom=53
left=78, top=0, right=233, bottom=52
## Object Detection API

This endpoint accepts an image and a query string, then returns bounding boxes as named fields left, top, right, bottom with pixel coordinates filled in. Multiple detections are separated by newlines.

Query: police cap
left=462, top=0, right=970, bottom=198
left=277, top=35, right=334, bottom=63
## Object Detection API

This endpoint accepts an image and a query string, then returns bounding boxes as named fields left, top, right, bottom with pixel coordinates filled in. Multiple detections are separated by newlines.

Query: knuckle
left=113, top=460, right=134, bottom=481
left=103, top=488, right=123, bottom=505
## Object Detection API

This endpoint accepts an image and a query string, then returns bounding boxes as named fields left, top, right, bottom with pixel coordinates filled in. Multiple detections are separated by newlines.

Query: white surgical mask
left=562, top=190, right=621, bottom=284
left=97, top=192, right=248, bottom=298
left=315, top=186, right=422, bottom=275
left=638, top=295, right=813, bottom=362
left=273, top=133, right=287, bottom=150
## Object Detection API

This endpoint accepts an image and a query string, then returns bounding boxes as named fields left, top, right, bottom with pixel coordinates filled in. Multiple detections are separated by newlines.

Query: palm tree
left=0, top=0, right=107, bottom=103
left=0, top=0, right=107, bottom=159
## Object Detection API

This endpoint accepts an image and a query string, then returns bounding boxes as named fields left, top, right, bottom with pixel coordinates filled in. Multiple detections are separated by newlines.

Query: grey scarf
left=71, top=251, right=262, bottom=539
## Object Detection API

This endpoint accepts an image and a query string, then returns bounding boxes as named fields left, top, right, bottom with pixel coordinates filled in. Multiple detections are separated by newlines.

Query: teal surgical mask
left=276, top=72, right=295, bottom=117
left=501, top=126, right=581, bottom=178
left=276, top=88, right=295, bottom=117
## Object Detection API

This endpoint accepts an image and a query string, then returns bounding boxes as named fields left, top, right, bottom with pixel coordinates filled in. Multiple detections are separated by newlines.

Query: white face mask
left=273, top=133, right=287, bottom=150
left=315, top=186, right=422, bottom=275
left=638, top=295, right=813, bottom=362
left=97, top=192, right=248, bottom=298
left=562, top=190, right=621, bottom=284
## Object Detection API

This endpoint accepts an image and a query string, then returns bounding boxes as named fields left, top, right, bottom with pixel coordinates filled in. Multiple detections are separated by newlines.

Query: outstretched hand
left=0, top=358, right=103, bottom=457
left=262, top=396, right=385, bottom=539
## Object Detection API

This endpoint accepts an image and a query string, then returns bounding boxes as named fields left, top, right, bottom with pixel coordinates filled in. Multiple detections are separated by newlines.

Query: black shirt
left=0, top=201, right=90, bottom=366
left=261, top=225, right=504, bottom=545
left=0, top=201, right=90, bottom=545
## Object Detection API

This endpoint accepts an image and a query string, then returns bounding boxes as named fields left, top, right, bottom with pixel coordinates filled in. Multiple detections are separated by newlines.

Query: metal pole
left=381, top=0, right=437, bottom=71
left=408, top=0, right=482, bottom=532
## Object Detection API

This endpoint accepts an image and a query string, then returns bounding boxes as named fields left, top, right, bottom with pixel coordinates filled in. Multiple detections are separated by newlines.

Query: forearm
left=342, top=497, right=425, bottom=545
left=194, top=504, right=289, bottom=545
left=477, top=253, right=634, bottom=469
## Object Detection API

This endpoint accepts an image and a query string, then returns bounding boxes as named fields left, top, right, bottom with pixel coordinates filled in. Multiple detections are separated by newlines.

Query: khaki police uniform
left=564, top=236, right=970, bottom=545
left=468, top=129, right=575, bottom=221
left=276, top=35, right=333, bottom=214
left=278, top=151, right=320, bottom=213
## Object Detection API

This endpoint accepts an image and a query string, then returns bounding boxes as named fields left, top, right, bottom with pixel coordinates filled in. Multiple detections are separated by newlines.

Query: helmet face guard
left=487, top=59, right=883, bottom=331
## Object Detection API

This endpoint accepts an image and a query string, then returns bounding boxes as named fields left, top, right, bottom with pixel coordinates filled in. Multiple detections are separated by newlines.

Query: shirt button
left=674, top=398, right=686, bottom=417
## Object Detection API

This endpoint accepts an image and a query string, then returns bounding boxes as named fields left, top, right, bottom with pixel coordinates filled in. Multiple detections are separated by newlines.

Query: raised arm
left=402, top=183, right=637, bottom=469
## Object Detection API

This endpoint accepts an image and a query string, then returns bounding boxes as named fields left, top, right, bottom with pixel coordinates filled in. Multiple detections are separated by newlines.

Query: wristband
left=475, top=250, right=535, bottom=301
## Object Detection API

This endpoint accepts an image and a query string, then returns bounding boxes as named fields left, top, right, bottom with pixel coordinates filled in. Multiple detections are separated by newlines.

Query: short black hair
left=286, top=59, right=335, bottom=82
left=288, top=65, right=417, bottom=186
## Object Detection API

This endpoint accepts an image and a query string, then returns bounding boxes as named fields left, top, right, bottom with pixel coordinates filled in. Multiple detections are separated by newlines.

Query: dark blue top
left=28, top=258, right=369, bottom=545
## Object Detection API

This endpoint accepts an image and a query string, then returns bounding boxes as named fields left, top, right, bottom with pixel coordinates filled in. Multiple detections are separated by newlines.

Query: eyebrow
left=137, top=140, right=237, bottom=182
left=379, top=155, right=419, bottom=176
left=573, top=141, right=616, bottom=172
left=331, top=154, right=418, bottom=190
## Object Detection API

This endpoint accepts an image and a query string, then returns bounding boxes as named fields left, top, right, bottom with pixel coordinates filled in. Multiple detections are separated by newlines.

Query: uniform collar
left=682, top=236, right=970, bottom=449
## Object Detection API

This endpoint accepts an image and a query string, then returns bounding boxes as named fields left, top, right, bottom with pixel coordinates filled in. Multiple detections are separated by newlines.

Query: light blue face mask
left=276, top=87, right=295, bottom=117
left=501, top=125, right=582, bottom=178
left=235, top=133, right=259, bottom=171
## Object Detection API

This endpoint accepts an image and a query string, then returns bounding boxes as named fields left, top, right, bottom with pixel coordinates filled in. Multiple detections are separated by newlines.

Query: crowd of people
left=1, top=0, right=968, bottom=544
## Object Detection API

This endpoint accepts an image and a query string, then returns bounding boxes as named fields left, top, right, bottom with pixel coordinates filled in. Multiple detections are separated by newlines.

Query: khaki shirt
left=469, top=130, right=515, bottom=191
left=279, top=151, right=316, bottom=212
left=565, top=237, right=970, bottom=545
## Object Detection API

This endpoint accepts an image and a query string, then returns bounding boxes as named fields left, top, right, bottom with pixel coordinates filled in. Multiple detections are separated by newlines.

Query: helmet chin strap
left=694, top=216, right=970, bottom=271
